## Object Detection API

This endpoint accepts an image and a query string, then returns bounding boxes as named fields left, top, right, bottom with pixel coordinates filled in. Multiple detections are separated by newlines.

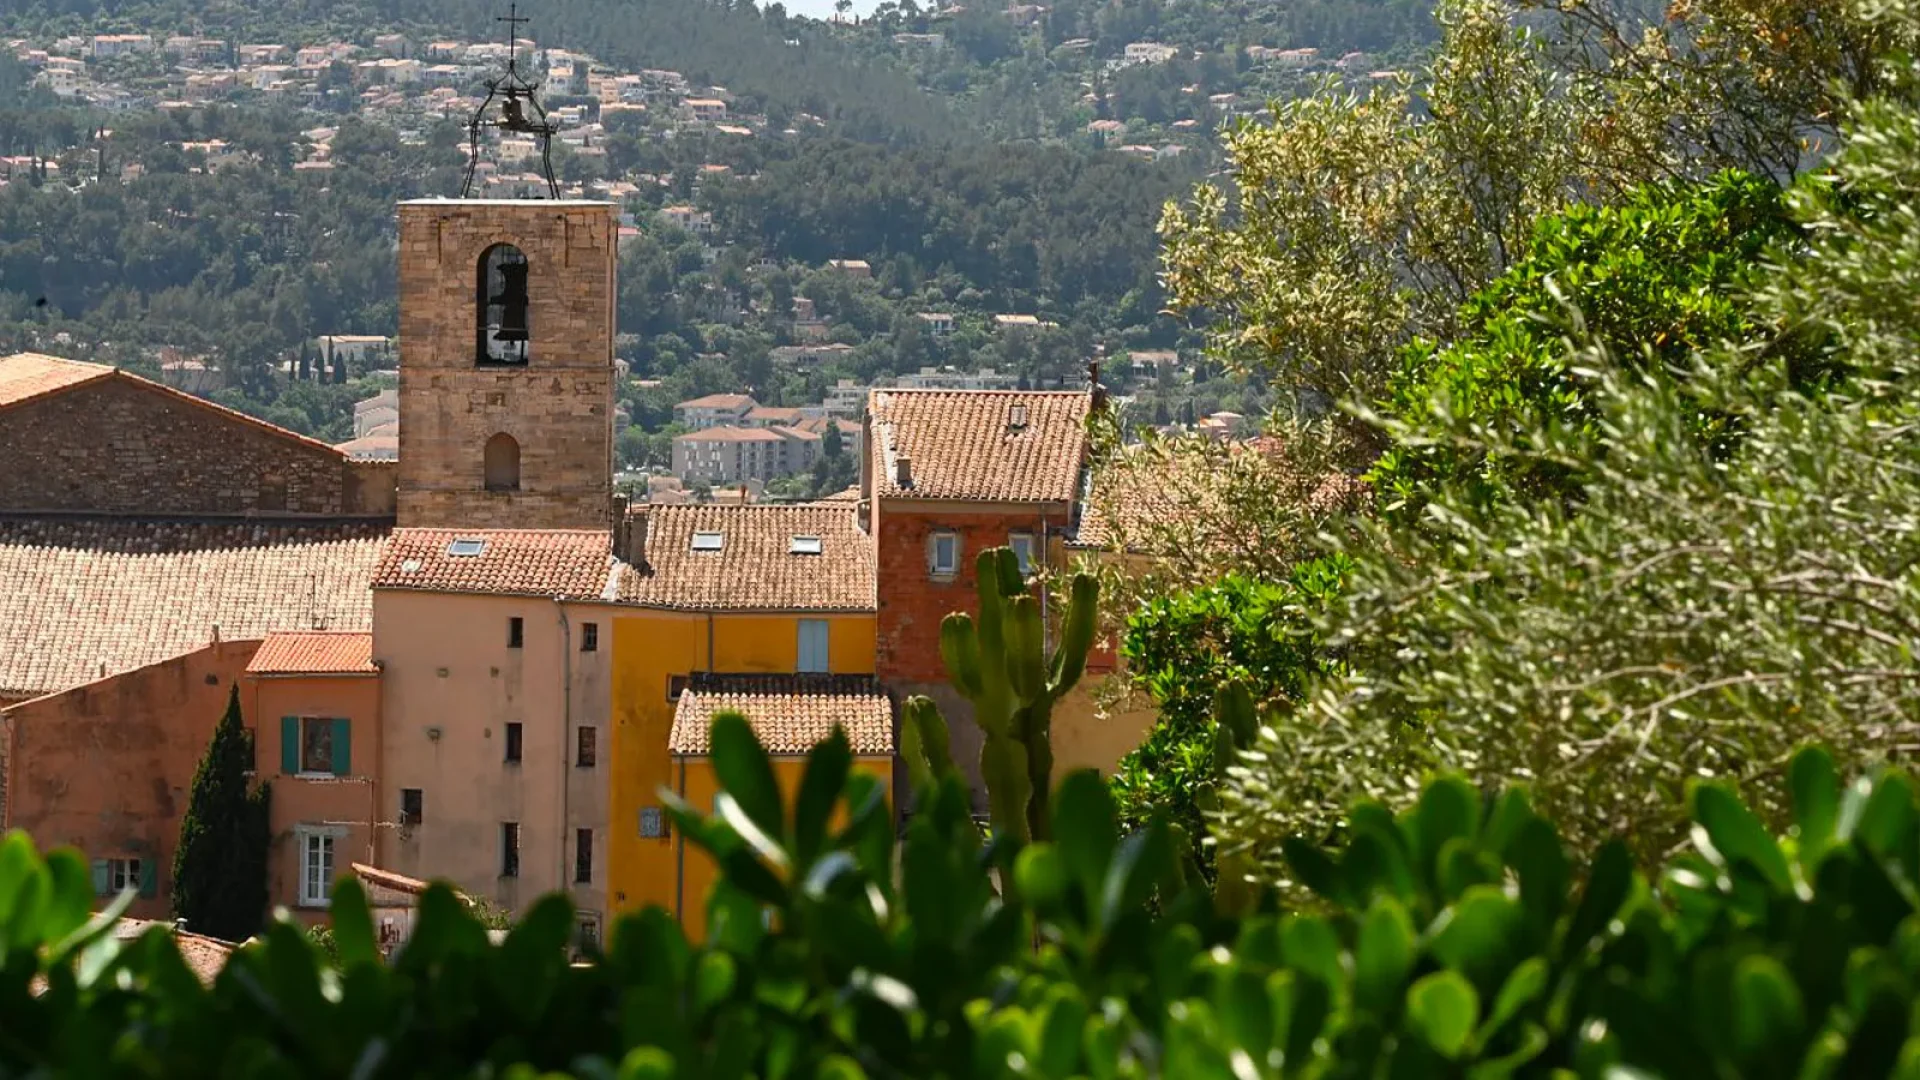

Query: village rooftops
left=677, top=392, right=756, bottom=410
left=668, top=672, right=893, bottom=756
left=373, top=529, right=614, bottom=601
left=619, top=502, right=874, bottom=612
left=868, top=388, right=1091, bottom=505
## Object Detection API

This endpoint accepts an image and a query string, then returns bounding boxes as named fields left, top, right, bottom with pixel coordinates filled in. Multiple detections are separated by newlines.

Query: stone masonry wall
left=395, top=201, right=616, bottom=530
left=0, top=377, right=358, bottom=516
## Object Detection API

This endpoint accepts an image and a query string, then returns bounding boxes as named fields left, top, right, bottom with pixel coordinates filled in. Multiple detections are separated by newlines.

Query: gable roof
left=669, top=672, right=893, bottom=755
left=868, top=389, right=1089, bottom=503
left=0, top=516, right=386, bottom=700
left=0, top=353, right=345, bottom=458
left=0, top=353, right=112, bottom=407
left=620, top=503, right=874, bottom=611
left=247, top=632, right=376, bottom=675
left=373, top=529, right=613, bottom=600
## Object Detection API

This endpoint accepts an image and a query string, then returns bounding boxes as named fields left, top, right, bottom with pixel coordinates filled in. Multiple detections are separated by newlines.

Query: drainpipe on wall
left=554, top=597, right=572, bottom=901
left=674, top=755, right=687, bottom=922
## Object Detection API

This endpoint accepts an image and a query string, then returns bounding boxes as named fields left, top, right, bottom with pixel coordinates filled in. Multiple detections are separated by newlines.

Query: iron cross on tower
left=461, top=2, right=561, bottom=199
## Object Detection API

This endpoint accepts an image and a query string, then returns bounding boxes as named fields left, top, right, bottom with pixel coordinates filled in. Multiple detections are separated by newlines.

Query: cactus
left=901, top=547, right=1099, bottom=845
left=1198, top=681, right=1261, bottom=915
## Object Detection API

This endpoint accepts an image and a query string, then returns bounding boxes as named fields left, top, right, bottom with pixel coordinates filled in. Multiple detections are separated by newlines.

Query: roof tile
left=669, top=673, right=894, bottom=755
left=373, top=529, right=612, bottom=599
left=247, top=632, right=375, bottom=675
left=0, top=353, right=113, bottom=407
left=869, top=389, right=1089, bottom=503
left=0, top=516, right=386, bottom=699
left=620, top=503, right=873, bottom=611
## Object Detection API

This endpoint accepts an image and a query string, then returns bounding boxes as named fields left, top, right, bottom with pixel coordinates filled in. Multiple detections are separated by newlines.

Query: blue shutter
left=90, top=859, right=111, bottom=896
left=281, top=717, right=300, bottom=775
left=331, top=718, right=351, bottom=776
left=138, top=858, right=158, bottom=898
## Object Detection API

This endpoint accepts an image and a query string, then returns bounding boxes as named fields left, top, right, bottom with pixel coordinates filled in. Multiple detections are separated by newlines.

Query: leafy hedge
left=5, top=725, right=1920, bottom=1077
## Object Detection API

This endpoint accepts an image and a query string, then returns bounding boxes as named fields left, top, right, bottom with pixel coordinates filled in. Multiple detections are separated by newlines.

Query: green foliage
left=171, top=684, right=270, bottom=943
left=14, top=736, right=1920, bottom=1077
left=903, top=547, right=1097, bottom=844
left=1111, top=563, right=1348, bottom=864
left=1221, top=21, right=1920, bottom=872
left=1369, top=170, right=1802, bottom=518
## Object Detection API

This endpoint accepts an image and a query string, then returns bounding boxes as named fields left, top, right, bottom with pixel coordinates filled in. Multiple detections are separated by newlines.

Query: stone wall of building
left=0, top=640, right=262, bottom=922
left=395, top=200, right=616, bottom=530
left=0, top=378, right=376, bottom=516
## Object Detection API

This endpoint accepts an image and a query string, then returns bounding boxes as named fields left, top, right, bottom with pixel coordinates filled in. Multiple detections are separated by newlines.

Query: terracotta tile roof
left=0, top=353, right=112, bottom=407
left=112, top=917, right=236, bottom=985
left=669, top=673, right=894, bottom=755
left=248, top=631, right=376, bottom=675
left=374, top=529, right=614, bottom=600
left=336, top=433, right=398, bottom=460
left=678, top=393, right=755, bottom=410
left=820, top=485, right=862, bottom=501
left=0, top=516, right=386, bottom=699
left=352, top=862, right=433, bottom=897
left=745, top=405, right=806, bottom=424
left=869, top=389, right=1089, bottom=503
left=619, top=503, right=874, bottom=611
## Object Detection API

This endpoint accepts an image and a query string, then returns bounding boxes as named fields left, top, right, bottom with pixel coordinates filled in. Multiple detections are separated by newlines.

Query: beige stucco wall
left=372, top=589, right=611, bottom=920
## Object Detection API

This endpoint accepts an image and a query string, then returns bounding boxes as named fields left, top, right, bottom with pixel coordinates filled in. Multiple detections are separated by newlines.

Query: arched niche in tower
left=484, top=432, right=522, bottom=492
left=477, top=243, right=531, bottom=366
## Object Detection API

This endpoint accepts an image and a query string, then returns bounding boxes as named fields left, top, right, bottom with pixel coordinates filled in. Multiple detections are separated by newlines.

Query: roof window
left=447, top=538, right=487, bottom=557
left=691, top=531, right=724, bottom=552
left=789, top=535, right=823, bottom=555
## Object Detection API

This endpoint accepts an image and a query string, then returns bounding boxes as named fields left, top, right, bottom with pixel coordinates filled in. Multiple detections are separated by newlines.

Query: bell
left=490, top=260, right=530, bottom=343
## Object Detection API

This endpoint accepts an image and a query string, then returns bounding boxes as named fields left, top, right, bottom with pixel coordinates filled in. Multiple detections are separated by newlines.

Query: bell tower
left=394, top=198, right=616, bottom=529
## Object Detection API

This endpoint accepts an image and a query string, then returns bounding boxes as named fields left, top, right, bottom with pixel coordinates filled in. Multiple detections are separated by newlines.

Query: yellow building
left=608, top=502, right=884, bottom=933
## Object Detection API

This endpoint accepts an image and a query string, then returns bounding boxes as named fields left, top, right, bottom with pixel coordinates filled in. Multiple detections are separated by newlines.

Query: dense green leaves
left=14, top=742, right=1920, bottom=1077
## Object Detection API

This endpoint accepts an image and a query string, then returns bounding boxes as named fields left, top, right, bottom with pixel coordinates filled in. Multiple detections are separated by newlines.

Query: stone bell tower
left=394, top=199, right=616, bottom=529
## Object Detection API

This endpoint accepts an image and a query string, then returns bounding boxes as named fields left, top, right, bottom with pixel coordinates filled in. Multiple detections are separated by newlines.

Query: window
left=581, top=623, right=598, bottom=652
left=667, top=674, right=689, bottom=702
left=798, top=619, right=830, bottom=673
left=508, top=616, right=524, bottom=648
left=575, top=912, right=602, bottom=954
left=1010, top=532, right=1036, bottom=577
left=691, top=530, right=724, bottom=552
left=576, top=726, right=598, bottom=767
left=477, top=243, right=531, bottom=365
left=504, top=722, right=523, bottom=764
left=484, top=432, right=521, bottom=492
left=500, top=822, right=520, bottom=877
left=400, top=788, right=423, bottom=828
left=789, top=534, right=822, bottom=555
left=638, top=806, right=668, bottom=839
left=929, top=531, right=960, bottom=578
left=575, top=828, right=593, bottom=883
left=300, top=831, right=335, bottom=907
left=282, top=717, right=350, bottom=776
left=93, top=857, right=156, bottom=898
left=447, top=538, right=488, bottom=557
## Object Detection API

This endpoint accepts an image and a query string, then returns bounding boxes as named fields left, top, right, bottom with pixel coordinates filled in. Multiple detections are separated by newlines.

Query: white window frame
left=109, top=857, right=142, bottom=892
left=1009, top=532, right=1036, bottom=577
left=297, top=827, right=338, bottom=908
left=928, top=531, right=960, bottom=579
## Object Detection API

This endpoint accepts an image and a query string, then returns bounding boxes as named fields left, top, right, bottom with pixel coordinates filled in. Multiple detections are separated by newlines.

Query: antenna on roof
left=461, top=2, right=560, bottom=199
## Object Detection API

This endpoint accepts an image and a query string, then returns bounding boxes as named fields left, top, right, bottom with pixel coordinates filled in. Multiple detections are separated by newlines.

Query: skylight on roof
left=790, top=535, right=823, bottom=555
left=447, top=538, right=487, bottom=557
left=691, top=531, right=724, bottom=552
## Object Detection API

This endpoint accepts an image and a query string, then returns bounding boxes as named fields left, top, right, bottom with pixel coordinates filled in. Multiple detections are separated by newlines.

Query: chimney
left=1007, top=402, right=1028, bottom=431
left=1087, top=359, right=1108, bottom=415
left=614, top=504, right=649, bottom=570
left=895, top=454, right=913, bottom=489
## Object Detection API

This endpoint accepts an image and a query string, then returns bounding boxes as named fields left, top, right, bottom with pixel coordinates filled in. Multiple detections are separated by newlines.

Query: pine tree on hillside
left=173, top=685, right=271, bottom=942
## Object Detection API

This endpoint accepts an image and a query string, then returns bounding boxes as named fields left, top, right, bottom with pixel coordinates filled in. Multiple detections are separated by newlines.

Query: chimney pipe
left=895, top=455, right=913, bottom=489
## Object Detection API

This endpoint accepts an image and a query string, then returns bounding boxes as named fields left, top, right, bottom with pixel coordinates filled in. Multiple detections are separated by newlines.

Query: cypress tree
left=172, top=684, right=271, bottom=941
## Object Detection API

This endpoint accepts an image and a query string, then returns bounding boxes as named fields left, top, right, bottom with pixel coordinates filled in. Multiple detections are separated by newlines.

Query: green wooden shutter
left=138, top=858, right=158, bottom=898
left=90, top=859, right=110, bottom=896
left=281, top=716, right=300, bottom=775
left=332, top=718, right=352, bottom=776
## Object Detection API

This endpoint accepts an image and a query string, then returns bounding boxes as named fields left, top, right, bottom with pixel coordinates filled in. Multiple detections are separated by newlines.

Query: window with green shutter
left=281, top=716, right=300, bottom=775
left=138, top=858, right=157, bottom=898
left=285, top=717, right=351, bottom=775
left=331, top=718, right=351, bottom=776
left=91, top=858, right=110, bottom=896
